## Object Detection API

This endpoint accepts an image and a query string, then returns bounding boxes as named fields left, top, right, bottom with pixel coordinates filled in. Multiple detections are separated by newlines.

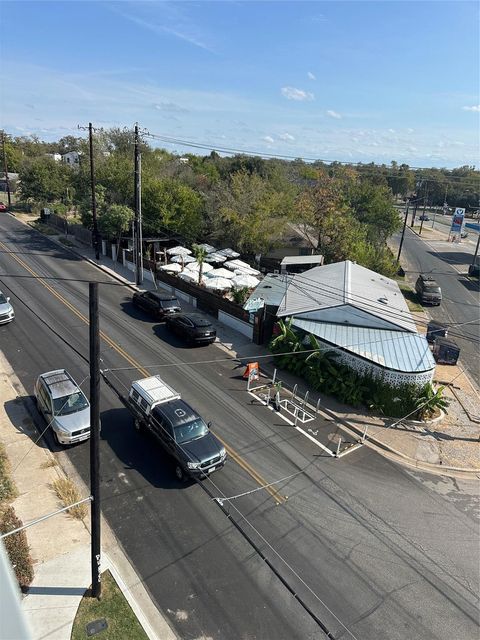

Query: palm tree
left=415, top=383, right=449, bottom=421
left=192, top=244, right=208, bottom=284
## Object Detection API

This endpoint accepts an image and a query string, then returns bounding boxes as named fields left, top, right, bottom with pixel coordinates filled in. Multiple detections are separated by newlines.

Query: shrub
left=51, top=478, right=88, bottom=520
left=0, top=443, right=17, bottom=502
left=0, top=505, right=34, bottom=589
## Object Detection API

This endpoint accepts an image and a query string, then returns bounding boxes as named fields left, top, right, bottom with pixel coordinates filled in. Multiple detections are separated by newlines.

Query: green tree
left=142, top=177, right=204, bottom=242
left=19, top=157, right=70, bottom=202
left=415, top=384, right=449, bottom=421
left=348, top=181, right=400, bottom=244
left=98, top=204, right=134, bottom=244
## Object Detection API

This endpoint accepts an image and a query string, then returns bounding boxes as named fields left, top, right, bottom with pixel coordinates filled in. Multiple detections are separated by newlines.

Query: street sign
left=450, top=208, right=465, bottom=233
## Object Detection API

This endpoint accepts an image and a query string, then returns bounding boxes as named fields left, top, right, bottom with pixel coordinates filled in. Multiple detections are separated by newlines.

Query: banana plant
left=415, top=383, right=449, bottom=421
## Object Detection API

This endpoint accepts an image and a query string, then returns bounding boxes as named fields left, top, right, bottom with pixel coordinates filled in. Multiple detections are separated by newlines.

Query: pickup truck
left=128, top=375, right=227, bottom=481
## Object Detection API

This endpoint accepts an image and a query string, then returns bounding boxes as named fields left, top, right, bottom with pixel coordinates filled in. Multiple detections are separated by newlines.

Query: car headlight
left=187, top=461, right=200, bottom=469
left=219, top=447, right=226, bottom=459
left=54, top=424, right=70, bottom=435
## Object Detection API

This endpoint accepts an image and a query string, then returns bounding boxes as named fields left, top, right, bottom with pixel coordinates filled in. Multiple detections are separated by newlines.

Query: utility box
left=432, top=337, right=460, bottom=365
left=426, top=320, right=448, bottom=343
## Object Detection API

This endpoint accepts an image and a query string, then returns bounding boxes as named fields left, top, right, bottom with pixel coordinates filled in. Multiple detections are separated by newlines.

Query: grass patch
left=71, top=570, right=149, bottom=640
left=58, top=237, right=75, bottom=247
left=0, top=442, right=17, bottom=502
left=51, top=477, right=88, bottom=520
left=396, top=281, right=424, bottom=312
left=31, top=220, right=59, bottom=235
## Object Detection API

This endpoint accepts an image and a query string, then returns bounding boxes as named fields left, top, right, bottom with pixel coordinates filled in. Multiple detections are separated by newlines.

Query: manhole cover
left=86, top=618, right=108, bottom=637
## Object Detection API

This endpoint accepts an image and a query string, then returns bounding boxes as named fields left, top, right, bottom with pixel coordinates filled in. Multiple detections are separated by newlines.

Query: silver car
left=0, top=291, right=14, bottom=324
left=34, top=370, right=90, bottom=445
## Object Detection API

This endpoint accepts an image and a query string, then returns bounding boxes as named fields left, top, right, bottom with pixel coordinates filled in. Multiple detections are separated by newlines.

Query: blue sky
left=0, top=1, right=478, bottom=168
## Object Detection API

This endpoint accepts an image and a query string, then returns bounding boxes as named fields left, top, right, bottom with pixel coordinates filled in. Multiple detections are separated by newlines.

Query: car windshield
left=192, top=317, right=212, bottom=327
left=53, top=392, right=89, bottom=416
left=0, top=293, right=7, bottom=304
left=161, top=299, right=180, bottom=309
left=174, top=418, right=209, bottom=444
left=425, top=286, right=441, bottom=293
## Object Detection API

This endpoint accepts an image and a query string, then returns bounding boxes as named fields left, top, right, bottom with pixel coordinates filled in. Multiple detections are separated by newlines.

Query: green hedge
left=0, top=506, right=34, bottom=589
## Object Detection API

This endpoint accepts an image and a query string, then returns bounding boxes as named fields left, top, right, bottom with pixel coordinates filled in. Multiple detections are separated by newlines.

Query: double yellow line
left=1, top=241, right=286, bottom=504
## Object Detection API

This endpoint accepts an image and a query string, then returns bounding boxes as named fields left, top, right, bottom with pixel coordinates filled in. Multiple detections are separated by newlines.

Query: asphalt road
left=392, top=225, right=480, bottom=383
left=1, top=215, right=479, bottom=640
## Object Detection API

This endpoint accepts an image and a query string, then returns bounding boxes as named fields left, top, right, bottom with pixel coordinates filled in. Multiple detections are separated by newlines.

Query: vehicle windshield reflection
left=174, top=418, right=208, bottom=444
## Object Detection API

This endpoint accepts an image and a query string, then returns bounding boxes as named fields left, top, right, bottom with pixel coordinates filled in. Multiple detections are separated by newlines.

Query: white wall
left=218, top=311, right=253, bottom=339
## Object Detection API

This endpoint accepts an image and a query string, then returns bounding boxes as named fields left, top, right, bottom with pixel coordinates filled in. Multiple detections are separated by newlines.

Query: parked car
left=0, top=203, right=8, bottom=212
left=419, top=214, right=430, bottom=221
left=132, top=291, right=181, bottom=320
left=415, top=274, right=442, bottom=306
left=0, top=291, right=15, bottom=324
left=165, top=313, right=216, bottom=345
left=128, top=375, right=227, bottom=481
left=34, top=369, right=90, bottom=445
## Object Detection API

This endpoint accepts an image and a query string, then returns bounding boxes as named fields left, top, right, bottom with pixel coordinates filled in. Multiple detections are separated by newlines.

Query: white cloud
left=307, top=71, right=316, bottom=80
left=279, top=132, right=295, bottom=141
left=262, top=135, right=274, bottom=144
left=326, top=110, right=341, bottom=119
left=462, top=105, right=480, bottom=112
left=407, top=128, right=415, bottom=134
left=154, top=101, right=189, bottom=113
left=281, top=86, right=314, bottom=101
left=388, top=128, right=395, bottom=133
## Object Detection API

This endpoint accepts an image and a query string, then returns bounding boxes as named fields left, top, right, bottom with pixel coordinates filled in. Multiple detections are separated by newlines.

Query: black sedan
left=132, top=291, right=181, bottom=320
left=165, top=313, right=216, bottom=345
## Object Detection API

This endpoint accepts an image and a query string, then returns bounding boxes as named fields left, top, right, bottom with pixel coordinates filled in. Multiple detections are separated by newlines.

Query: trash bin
left=432, top=337, right=460, bottom=365
left=40, top=207, right=51, bottom=222
left=426, top=320, right=448, bottom=343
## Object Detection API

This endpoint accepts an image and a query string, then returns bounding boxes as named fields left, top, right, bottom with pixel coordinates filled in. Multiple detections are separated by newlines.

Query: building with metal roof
left=245, top=260, right=435, bottom=386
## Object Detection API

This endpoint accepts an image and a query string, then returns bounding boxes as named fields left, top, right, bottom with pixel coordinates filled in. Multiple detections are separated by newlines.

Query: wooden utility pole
left=1, top=131, right=12, bottom=208
left=134, top=124, right=143, bottom=285
left=89, top=282, right=101, bottom=599
left=89, top=124, right=100, bottom=260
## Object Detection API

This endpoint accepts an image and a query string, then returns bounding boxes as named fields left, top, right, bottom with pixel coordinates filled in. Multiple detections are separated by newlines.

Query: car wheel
left=175, top=464, right=187, bottom=482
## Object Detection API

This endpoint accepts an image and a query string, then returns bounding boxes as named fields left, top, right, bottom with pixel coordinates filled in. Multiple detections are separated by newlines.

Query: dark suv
left=165, top=313, right=216, bottom=345
left=147, top=399, right=226, bottom=480
left=132, top=291, right=181, bottom=320
left=415, top=275, right=442, bottom=305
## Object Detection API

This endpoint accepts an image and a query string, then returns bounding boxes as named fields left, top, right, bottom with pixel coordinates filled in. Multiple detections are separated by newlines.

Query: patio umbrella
left=206, top=267, right=235, bottom=279
left=204, top=252, right=227, bottom=263
left=185, top=261, right=214, bottom=273
left=158, top=263, right=182, bottom=273
left=204, top=277, right=233, bottom=291
left=166, top=246, right=192, bottom=256
left=178, top=271, right=203, bottom=283
left=218, top=248, right=240, bottom=258
left=195, top=243, right=216, bottom=253
left=231, top=274, right=260, bottom=289
left=225, top=259, right=260, bottom=275
left=170, top=254, right=195, bottom=264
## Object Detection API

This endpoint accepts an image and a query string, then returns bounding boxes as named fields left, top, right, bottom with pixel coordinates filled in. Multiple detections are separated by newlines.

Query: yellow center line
left=1, top=241, right=286, bottom=505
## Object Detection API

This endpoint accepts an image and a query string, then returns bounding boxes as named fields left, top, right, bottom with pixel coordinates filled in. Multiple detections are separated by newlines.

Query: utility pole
left=1, top=131, right=12, bottom=208
left=134, top=124, right=143, bottom=285
left=89, top=124, right=100, bottom=261
left=397, top=202, right=409, bottom=264
left=419, top=184, right=428, bottom=235
left=89, top=282, right=101, bottom=599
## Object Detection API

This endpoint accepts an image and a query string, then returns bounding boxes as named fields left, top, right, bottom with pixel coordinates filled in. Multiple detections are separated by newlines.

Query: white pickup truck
left=128, top=375, right=227, bottom=481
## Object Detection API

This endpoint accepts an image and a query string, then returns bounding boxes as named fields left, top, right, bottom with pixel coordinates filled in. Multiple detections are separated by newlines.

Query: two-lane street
left=1, top=214, right=479, bottom=640
left=392, top=225, right=480, bottom=383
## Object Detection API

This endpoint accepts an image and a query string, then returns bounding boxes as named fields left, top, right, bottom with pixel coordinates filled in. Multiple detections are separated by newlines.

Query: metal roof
left=277, top=260, right=416, bottom=333
left=244, top=273, right=294, bottom=308
left=280, top=255, right=324, bottom=266
left=292, top=319, right=435, bottom=373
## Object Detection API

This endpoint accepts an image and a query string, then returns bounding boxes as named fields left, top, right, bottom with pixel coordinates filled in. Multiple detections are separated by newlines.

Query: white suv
left=34, top=370, right=90, bottom=445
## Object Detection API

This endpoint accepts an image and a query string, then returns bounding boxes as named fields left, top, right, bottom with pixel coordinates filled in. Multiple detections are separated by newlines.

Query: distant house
left=245, top=260, right=435, bottom=387
left=258, top=222, right=321, bottom=273
left=61, top=151, right=80, bottom=166
left=45, top=153, right=62, bottom=162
